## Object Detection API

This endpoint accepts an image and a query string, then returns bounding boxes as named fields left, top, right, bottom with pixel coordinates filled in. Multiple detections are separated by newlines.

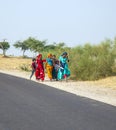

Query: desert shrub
left=70, top=40, right=116, bottom=80
left=19, top=64, right=30, bottom=72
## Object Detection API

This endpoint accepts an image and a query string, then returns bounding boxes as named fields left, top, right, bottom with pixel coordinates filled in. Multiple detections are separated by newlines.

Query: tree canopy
left=0, top=40, right=10, bottom=56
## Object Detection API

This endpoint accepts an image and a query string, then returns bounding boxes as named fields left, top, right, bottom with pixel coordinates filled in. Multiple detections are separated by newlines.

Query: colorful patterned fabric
left=35, top=54, right=46, bottom=81
left=46, top=58, right=53, bottom=79
left=57, top=55, right=70, bottom=80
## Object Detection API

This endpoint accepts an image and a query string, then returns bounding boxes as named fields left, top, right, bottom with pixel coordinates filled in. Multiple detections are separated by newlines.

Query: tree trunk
left=23, top=50, right=25, bottom=57
left=3, top=49, right=6, bottom=57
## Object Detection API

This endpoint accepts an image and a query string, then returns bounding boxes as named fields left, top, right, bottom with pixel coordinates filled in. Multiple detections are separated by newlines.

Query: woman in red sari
left=35, top=54, right=46, bottom=81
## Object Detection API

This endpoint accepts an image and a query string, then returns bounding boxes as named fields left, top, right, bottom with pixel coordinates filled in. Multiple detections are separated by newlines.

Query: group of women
left=30, top=52, right=70, bottom=81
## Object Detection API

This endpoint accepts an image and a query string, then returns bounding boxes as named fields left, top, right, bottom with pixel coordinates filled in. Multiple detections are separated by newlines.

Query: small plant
left=19, top=64, right=30, bottom=72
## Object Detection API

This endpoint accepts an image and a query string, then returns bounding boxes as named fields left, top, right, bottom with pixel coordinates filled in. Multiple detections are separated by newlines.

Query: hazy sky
left=0, top=0, right=116, bottom=56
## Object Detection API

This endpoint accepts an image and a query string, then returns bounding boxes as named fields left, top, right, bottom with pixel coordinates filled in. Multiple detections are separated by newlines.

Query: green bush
left=69, top=40, right=116, bottom=80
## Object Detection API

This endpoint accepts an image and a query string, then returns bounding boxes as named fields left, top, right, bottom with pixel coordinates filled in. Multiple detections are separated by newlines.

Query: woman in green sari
left=57, top=52, right=70, bottom=81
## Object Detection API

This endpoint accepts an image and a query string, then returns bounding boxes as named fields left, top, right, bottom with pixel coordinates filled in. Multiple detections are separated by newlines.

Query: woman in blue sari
left=57, top=52, right=70, bottom=81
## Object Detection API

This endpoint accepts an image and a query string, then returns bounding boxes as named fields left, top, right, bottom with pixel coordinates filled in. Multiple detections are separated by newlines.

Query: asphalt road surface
left=0, top=72, right=116, bottom=130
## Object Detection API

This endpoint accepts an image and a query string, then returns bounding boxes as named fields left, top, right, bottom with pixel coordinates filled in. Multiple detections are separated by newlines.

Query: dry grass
left=0, top=55, right=116, bottom=89
left=0, top=55, right=31, bottom=70
left=93, top=77, right=116, bottom=88
left=86, top=77, right=116, bottom=89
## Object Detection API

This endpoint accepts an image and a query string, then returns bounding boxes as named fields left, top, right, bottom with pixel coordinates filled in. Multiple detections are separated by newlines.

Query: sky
left=0, top=0, right=116, bottom=56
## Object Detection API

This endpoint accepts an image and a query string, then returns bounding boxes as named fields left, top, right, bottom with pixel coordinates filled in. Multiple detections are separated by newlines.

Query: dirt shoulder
left=0, top=69, right=116, bottom=107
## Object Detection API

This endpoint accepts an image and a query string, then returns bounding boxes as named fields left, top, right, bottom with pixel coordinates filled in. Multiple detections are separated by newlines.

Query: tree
left=0, top=40, right=10, bottom=56
left=24, top=37, right=46, bottom=53
left=44, top=44, right=56, bottom=51
left=13, top=41, right=29, bottom=57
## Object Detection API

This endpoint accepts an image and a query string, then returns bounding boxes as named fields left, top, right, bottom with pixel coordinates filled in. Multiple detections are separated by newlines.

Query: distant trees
left=13, top=37, right=47, bottom=57
left=0, top=40, right=10, bottom=56
left=13, top=37, right=69, bottom=57
left=24, top=37, right=46, bottom=53
left=13, top=40, right=30, bottom=57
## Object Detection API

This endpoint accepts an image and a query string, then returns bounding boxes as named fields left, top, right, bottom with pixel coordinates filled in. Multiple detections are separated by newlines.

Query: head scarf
left=47, top=53, right=52, bottom=58
left=37, top=54, right=42, bottom=59
left=62, top=52, right=67, bottom=56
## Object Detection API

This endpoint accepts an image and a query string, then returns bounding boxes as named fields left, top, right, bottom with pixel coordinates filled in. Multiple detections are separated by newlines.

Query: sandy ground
left=0, top=70, right=116, bottom=107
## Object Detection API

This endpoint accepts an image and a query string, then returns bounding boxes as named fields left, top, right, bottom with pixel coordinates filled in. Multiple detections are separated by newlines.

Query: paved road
left=0, top=72, right=116, bottom=130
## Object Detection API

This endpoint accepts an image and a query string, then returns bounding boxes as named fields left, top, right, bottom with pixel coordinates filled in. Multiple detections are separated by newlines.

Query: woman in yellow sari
left=46, top=53, right=53, bottom=81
